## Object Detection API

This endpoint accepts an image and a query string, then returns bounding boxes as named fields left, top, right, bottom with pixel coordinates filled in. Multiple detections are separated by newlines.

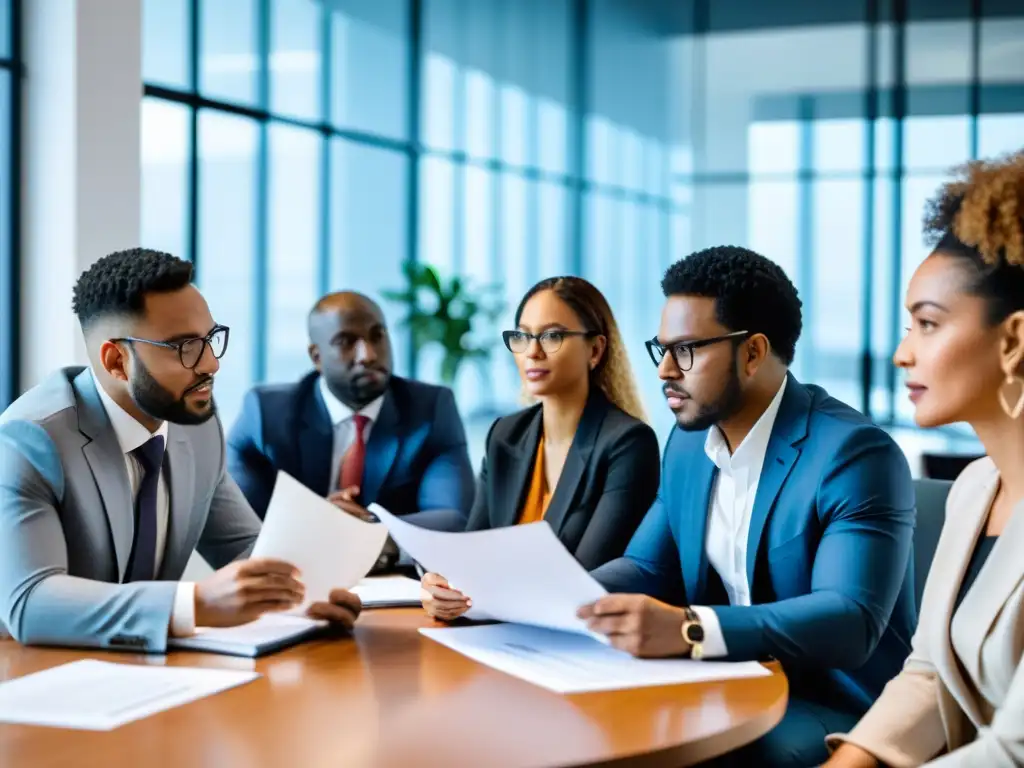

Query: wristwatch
left=680, top=607, right=705, bottom=659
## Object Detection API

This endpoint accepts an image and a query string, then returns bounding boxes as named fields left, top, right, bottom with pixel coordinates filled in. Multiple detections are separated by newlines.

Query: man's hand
left=328, top=486, right=376, bottom=521
left=195, top=558, right=305, bottom=628
left=421, top=572, right=471, bottom=621
left=307, top=588, right=362, bottom=631
left=577, top=594, right=690, bottom=658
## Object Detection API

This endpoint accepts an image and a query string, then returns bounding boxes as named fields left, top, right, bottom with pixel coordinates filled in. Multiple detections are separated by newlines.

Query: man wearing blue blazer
left=580, top=247, right=917, bottom=767
left=227, top=292, right=475, bottom=571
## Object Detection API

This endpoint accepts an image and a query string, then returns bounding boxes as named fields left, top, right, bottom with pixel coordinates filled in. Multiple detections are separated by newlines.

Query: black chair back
left=922, top=452, right=983, bottom=481
left=912, top=478, right=953, bottom=613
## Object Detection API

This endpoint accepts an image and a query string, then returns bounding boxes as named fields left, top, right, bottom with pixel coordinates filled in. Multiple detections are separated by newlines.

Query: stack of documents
left=169, top=614, right=326, bottom=658
left=251, top=471, right=390, bottom=610
left=420, top=623, right=771, bottom=694
left=171, top=471, right=391, bottom=657
left=0, top=660, right=258, bottom=730
left=352, top=575, right=423, bottom=608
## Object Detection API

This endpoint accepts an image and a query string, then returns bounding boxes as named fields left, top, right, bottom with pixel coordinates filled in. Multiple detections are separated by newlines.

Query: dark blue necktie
left=126, top=435, right=165, bottom=582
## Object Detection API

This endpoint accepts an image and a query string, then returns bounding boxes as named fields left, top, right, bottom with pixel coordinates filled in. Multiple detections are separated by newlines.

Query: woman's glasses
left=502, top=329, right=596, bottom=354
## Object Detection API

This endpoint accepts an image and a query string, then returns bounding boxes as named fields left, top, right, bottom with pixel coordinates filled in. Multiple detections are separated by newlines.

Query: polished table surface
left=0, top=609, right=787, bottom=768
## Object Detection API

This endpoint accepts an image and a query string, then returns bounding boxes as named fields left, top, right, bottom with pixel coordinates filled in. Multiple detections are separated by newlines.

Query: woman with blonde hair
left=825, top=151, right=1024, bottom=766
left=421, top=276, right=660, bottom=621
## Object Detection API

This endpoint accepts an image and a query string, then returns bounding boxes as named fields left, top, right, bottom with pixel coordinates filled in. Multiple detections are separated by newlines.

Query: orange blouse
left=517, top=436, right=552, bottom=524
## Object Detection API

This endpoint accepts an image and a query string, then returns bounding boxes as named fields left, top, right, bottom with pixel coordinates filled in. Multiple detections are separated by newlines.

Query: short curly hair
left=661, top=246, right=803, bottom=365
left=72, top=248, right=194, bottom=330
left=923, top=149, right=1024, bottom=323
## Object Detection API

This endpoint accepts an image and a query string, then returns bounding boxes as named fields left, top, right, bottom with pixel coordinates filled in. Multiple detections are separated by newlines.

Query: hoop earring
left=998, top=373, right=1024, bottom=419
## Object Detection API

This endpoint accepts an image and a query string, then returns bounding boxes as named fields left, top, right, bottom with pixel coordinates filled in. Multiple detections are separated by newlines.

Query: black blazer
left=465, top=389, right=661, bottom=570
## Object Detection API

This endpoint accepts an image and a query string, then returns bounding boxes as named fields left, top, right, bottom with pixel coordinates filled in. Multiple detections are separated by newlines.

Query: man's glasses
left=112, top=325, right=230, bottom=370
left=502, top=329, right=597, bottom=354
left=645, top=330, right=749, bottom=371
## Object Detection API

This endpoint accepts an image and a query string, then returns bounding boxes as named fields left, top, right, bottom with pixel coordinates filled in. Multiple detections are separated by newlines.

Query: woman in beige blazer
left=825, top=151, right=1024, bottom=767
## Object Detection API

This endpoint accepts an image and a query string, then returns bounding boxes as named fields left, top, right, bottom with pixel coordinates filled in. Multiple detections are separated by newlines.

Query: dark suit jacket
left=465, top=389, right=660, bottom=571
left=227, top=372, right=475, bottom=530
left=593, top=375, right=918, bottom=716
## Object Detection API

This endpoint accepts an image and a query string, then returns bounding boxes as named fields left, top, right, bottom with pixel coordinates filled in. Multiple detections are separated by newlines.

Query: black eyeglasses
left=502, top=329, right=597, bottom=354
left=112, top=325, right=230, bottom=370
left=645, top=330, right=749, bottom=371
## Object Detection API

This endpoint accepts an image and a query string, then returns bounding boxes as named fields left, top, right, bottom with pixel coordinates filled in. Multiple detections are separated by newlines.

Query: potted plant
left=382, top=261, right=506, bottom=400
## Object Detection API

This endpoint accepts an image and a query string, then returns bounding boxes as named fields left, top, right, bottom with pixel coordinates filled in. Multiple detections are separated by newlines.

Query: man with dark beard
left=578, top=247, right=918, bottom=767
left=0, top=248, right=361, bottom=651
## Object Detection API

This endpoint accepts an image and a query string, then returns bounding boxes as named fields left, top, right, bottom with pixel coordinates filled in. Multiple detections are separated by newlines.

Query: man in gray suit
left=0, top=248, right=362, bottom=652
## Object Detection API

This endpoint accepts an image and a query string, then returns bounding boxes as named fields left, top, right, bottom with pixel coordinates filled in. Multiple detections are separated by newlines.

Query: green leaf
left=421, top=265, right=442, bottom=294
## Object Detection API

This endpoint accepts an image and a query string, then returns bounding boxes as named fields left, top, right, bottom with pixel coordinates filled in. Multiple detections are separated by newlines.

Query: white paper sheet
left=368, top=504, right=607, bottom=636
left=169, top=614, right=326, bottom=657
left=0, top=659, right=258, bottom=730
left=421, top=623, right=771, bottom=694
left=252, top=471, right=390, bottom=609
left=352, top=575, right=423, bottom=608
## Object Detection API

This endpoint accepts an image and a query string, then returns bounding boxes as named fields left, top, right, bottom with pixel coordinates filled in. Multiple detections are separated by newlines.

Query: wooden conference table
left=0, top=609, right=787, bottom=768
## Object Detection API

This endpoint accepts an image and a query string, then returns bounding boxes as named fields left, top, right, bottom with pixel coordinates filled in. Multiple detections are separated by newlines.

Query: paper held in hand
left=251, top=471, right=389, bottom=610
left=367, top=503, right=607, bottom=637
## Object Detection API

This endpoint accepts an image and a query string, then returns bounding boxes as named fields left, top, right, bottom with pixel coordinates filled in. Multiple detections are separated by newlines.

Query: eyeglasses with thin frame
left=502, top=329, right=597, bottom=355
left=111, top=325, right=230, bottom=370
left=645, top=330, right=749, bottom=371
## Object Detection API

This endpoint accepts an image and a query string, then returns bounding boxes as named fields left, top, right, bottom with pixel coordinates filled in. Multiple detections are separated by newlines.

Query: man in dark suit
left=228, top=291, right=475, bottom=571
left=578, top=247, right=917, bottom=767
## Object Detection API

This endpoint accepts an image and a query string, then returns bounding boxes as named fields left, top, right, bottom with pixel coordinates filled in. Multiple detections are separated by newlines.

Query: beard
left=130, top=357, right=216, bottom=426
left=676, top=361, right=744, bottom=433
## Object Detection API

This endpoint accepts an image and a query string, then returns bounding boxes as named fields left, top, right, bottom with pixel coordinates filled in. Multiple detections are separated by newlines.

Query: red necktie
left=338, top=414, right=370, bottom=492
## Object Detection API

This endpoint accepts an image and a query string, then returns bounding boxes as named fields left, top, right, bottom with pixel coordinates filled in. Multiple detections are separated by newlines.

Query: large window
left=141, top=0, right=412, bottom=424
left=142, top=0, right=1024, bottom=453
left=418, top=0, right=684, bottom=435
left=0, top=0, right=19, bottom=410
left=674, top=0, right=1024, bottom=440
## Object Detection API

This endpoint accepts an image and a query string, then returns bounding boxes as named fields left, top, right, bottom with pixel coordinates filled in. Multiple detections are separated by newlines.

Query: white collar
left=704, top=376, right=788, bottom=472
left=92, top=370, right=170, bottom=455
left=317, top=376, right=385, bottom=427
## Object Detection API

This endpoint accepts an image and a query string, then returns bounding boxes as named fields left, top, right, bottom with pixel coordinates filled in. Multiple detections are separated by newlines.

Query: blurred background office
left=2, top=0, right=1022, bottom=474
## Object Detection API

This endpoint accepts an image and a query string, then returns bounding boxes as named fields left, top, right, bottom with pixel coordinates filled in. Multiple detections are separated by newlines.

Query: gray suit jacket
left=0, top=367, right=261, bottom=652
left=827, top=457, right=1024, bottom=766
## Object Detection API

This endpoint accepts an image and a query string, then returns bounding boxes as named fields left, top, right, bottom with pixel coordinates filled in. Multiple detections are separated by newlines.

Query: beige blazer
left=826, top=457, right=1024, bottom=766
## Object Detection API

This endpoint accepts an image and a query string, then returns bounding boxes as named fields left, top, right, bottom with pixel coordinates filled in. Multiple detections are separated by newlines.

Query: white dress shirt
left=318, top=377, right=385, bottom=492
left=94, top=376, right=195, bottom=636
left=692, top=377, right=788, bottom=658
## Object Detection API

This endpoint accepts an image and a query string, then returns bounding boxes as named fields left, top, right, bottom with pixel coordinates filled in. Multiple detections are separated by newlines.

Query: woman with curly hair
left=825, top=150, right=1024, bottom=766
left=420, top=276, right=660, bottom=621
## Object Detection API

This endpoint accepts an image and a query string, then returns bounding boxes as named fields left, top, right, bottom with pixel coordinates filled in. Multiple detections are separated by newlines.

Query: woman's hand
left=822, top=744, right=880, bottom=768
left=420, top=572, right=471, bottom=621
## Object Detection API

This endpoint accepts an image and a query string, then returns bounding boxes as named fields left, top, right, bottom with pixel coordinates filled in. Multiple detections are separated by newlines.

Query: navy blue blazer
left=593, top=376, right=918, bottom=715
left=227, top=372, right=475, bottom=530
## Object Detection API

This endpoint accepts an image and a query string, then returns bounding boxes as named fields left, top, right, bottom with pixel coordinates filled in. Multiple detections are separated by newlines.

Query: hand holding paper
left=368, top=503, right=607, bottom=636
left=193, top=557, right=306, bottom=628
left=420, top=572, right=472, bottom=621
left=251, top=472, right=390, bottom=611
left=577, top=594, right=692, bottom=658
